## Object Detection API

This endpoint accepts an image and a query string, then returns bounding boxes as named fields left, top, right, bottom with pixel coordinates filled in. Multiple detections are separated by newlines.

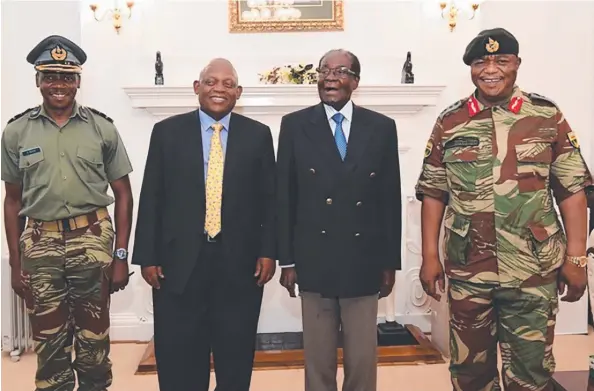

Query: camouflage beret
left=463, top=28, right=519, bottom=66
left=26, top=35, right=87, bottom=74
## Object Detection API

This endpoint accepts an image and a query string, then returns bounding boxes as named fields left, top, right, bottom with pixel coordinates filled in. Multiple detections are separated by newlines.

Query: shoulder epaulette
left=527, top=92, right=559, bottom=109
left=7, top=106, right=39, bottom=124
left=438, top=99, right=464, bottom=121
left=87, top=107, right=114, bottom=123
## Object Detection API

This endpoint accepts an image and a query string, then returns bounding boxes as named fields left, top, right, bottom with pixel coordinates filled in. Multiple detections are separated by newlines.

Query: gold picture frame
left=229, top=0, right=344, bottom=33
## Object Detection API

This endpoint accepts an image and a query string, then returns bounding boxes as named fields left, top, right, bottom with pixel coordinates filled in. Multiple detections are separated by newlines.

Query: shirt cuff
left=107, top=166, right=133, bottom=183
left=1, top=174, right=21, bottom=184
left=415, top=187, right=449, bottom=204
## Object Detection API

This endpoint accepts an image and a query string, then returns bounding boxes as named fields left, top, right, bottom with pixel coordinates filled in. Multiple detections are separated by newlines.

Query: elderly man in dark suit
left=132, top=58, right=277, bottom=391
left=276, top=49, right=402, bottom=391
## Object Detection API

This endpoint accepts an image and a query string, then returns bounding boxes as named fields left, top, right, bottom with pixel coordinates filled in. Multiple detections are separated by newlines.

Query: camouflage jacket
left=415, top=86, right=593, bottom=288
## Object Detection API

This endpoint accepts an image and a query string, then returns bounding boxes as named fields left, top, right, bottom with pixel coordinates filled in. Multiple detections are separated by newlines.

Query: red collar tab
left=508, top=96, right=523, bottom=114
left=467, top=96, right=480, bottom=117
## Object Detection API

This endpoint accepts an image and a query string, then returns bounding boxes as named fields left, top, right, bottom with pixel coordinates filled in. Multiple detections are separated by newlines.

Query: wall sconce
left=90, top=1, right=135, bottom=34
left=439, top=1, right=479, bottom=32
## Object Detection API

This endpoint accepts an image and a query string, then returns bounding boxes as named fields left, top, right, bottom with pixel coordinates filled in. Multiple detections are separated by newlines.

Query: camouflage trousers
left=20, top=216, right=115, bottom=391
left=448, top=279, right=558, bottom=391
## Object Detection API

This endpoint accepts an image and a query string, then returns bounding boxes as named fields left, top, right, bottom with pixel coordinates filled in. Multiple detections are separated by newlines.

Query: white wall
left=2, top=0, right=593, bottom=341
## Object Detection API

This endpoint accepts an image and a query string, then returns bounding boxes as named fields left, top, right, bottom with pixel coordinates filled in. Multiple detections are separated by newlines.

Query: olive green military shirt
left=0, top=103, right=133, bottom=221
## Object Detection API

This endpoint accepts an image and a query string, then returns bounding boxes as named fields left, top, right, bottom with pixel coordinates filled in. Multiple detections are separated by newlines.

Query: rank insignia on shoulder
left=88, top=107, right=114, bottom=123
left=7, top=106, right=39, bottom=124
left=438, top=100, right=464, bottom=121
left=567, top=131, right=580, bottom=149
left=424, top=140, right=433, bottom=158
left=527, top=92, right=559, bottom=108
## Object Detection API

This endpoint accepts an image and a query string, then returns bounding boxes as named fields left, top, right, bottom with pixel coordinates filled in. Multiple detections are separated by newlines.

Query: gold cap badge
left=485, top=37, right=499, bottom=53
left=50, top=45, right=67, bottom=61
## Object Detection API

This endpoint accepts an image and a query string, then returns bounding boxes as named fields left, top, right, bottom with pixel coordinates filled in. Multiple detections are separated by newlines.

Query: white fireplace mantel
left=122, top=84, right=447, bottom=118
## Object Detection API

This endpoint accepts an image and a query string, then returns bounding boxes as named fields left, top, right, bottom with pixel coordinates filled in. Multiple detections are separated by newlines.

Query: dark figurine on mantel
left=155, top=51, right=164, bottom=85
left=401, top=51, right=414, bottom=84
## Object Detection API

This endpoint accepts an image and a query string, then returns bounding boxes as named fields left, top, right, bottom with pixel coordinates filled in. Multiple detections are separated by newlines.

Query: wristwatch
left=566, top=255, right=587, bottom=268
left=114, top=248, right=128, bottom=261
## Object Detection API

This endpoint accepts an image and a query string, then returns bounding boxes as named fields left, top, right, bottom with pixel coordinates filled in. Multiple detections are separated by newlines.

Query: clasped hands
left=141, top=257, right=276, bottom=289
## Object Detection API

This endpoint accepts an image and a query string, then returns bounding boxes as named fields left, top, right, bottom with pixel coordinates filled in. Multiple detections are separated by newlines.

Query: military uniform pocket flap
left=528, top=222, right=561, bottom=242
left=77, top=146, right=103, bottom=165
left=443, top=210, right=471, bottom=238
left=515, top=142, right=552, bottom=163
left=18, top=147, right=44, bottom=169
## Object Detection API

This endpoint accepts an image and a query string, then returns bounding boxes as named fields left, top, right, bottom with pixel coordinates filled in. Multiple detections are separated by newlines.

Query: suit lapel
left=344, top=104, right=373, bottom=172
left=222, top=113, right=242, bottom=197
left=179, top=110, right=205, bottom=202
left=305, top=103, right=345, bottom=173
left=304, top=102, right=374, bottom=174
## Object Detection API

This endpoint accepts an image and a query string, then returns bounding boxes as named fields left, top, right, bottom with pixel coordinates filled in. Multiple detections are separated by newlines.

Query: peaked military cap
left=26, top=35, right=87, bottom=74
left=463, top=28, right=519, bottom=65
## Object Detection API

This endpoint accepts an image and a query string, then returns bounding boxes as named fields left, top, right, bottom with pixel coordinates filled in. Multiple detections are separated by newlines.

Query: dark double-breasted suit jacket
left=131, top=110, right=276, bottom=295
left=276, top=102, right=402, bottom=298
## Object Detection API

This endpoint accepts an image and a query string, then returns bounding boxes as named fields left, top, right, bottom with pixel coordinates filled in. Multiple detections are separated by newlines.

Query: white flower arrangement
left=258, top=63, right=318, bottom=85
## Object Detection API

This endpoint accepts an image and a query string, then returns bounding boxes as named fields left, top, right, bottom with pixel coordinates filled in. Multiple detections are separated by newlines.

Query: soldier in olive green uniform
left=1, top=35, right=134, bottom=391
left=416, top=28, right=591, bottom=391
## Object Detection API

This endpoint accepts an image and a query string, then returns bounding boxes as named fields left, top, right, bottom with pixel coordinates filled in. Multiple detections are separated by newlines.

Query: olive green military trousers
left=447, top=279, right=558, bottom=391
left=20, top=217, right=114, bottom=391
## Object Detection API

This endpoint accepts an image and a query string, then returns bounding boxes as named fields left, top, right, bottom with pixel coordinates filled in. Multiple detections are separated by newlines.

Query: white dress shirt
left=324, top=99, right=353, bottom=141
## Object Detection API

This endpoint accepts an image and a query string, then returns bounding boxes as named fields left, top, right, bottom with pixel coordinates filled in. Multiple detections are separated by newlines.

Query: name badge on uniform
left=444, top=136, right=480, bottom=150
left=21, top=146, right=42, bottom=156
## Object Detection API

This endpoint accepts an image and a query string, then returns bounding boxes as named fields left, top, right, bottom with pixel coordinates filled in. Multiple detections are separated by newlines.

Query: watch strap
left=566, top=255, right=587, bottom=268
left=114, top=248, right=128, bottom=260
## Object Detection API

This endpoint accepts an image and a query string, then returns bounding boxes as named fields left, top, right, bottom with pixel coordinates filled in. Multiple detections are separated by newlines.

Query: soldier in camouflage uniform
left=1, top=35, right=134, bottom=391
left=416, top=28, right=591, bottom=391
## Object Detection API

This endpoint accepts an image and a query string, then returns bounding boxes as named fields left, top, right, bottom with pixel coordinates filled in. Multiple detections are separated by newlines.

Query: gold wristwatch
left=565, top=255, right=588, bottom=268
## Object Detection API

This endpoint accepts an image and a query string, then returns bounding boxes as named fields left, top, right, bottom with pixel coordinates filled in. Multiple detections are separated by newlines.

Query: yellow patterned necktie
left=204, top=122, right=224, bottom=237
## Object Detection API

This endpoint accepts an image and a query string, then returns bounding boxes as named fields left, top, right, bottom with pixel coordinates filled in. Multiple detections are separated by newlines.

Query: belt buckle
left=61, top=219, right=72, bottom=232
left=206, top=234, right=217, bottom=243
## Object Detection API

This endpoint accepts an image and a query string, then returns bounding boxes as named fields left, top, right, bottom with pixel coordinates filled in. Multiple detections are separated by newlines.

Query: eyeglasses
left=316, top=66, right=357, bottom=79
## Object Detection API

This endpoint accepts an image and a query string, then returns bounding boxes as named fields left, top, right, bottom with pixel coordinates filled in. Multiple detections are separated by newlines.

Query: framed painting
left=228, top=0, right=344, bottom=33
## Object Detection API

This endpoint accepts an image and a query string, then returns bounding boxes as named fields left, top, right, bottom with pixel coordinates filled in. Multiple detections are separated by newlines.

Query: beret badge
left=485, top=38, right=499, bottom=54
